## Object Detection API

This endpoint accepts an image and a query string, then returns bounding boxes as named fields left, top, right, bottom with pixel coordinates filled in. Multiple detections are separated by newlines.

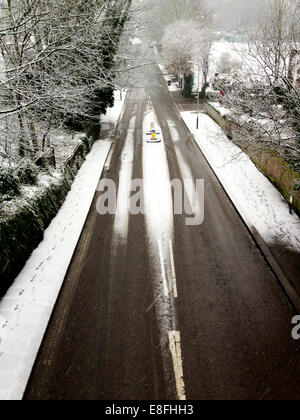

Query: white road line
left=158, top=239, right=169, bottom=297
left=169, top=239, right=178, bottom=298
left=168, top=331, right=186, bottom=401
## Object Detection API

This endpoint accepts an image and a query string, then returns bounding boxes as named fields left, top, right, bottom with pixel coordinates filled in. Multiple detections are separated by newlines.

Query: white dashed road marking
left=168, top=330, right=186, bottom=401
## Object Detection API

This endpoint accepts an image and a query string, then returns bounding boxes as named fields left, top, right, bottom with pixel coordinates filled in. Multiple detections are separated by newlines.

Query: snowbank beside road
left=181, top=111, right=300, bottom=255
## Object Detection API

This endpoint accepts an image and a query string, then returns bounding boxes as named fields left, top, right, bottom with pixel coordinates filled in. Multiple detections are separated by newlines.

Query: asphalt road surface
left=24, top=66, right=300, bottom=400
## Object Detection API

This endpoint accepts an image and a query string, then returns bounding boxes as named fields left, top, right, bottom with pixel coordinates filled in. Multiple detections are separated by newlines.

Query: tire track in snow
left=112, top=112, right=137, bottom=245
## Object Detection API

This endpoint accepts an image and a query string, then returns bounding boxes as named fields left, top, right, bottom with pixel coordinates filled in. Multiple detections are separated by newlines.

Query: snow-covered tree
left=214, top=2, right=299, bottom=169
left=147, top=0, right=211, bottom=42
left=244, top=0, right=299, bottom=87
left=162, top=20, right=198, bottom=77
left=161, top=19, right=214, bottom=97
left=213, top=0, right=299, bottom=169
left=0, top=0, right=132, bottom=160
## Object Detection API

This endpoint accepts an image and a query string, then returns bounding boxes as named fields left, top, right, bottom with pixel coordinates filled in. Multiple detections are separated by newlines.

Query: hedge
left=0, top=136, right=94, bottom=298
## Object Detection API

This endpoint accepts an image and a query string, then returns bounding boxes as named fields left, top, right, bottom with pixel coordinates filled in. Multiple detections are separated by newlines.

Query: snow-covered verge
left=181, top=111, right=300, bottom=255
left=204, top=101, right=300, bottom=215
left=0, top=140, right=112, bottom=401
left=0, top=91, right=125, bottom=400
left=0, top=137, right=95, bottom=293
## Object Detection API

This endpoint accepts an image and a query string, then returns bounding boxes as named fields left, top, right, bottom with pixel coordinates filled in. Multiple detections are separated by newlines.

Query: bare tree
left=213, top=0, right=300, bottom=170
left=214, top=0, right=300, bottom=170
left=147, top=0, right=211, bottom=42
left=161, top=19, right=214, bottom=97
left=243, top=0, right=299, bottom=88
left=0, top=0, right=132, bottom=162
left=161, top=20, right=198, bottom=77
left=195, top=30, right=214, bottom=97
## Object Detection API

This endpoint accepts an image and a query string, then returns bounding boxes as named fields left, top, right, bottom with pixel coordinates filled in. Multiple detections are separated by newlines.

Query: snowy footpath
left=0, top=91, right=126, bottom=400
left=181, top=111, right=300, bottom=265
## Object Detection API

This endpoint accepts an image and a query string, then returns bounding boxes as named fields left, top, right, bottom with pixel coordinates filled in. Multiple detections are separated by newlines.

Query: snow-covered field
left=0, top=91, right=126, bottom=401
left=181, top=111, right=300, bottom=256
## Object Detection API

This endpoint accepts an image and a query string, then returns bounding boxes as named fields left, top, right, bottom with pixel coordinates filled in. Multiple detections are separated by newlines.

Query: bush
left=0, top=135, right=92, bottom=297
left=0, top=172, right=73, bottom=297
left=18, top=159, right=39, bottom=185
left=0, top=168, right=21, bottom=199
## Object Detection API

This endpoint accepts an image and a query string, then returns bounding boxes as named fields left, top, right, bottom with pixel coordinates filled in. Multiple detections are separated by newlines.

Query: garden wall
left=205, top=101, right=300, bottom=216
left=205, top=101, right=232, bottom=134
